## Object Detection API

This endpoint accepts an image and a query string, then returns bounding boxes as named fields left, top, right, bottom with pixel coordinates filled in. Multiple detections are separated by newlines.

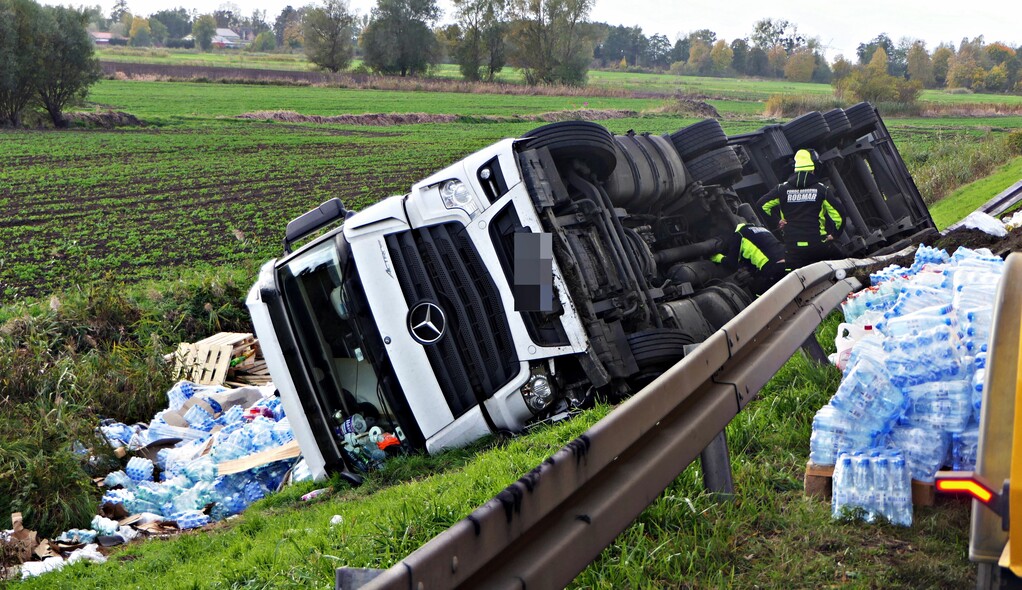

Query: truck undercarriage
left=247, top=102, right=936, bottom=479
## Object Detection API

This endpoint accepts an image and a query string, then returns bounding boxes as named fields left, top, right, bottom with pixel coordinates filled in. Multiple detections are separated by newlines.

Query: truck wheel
left=782, top=111, right=831, bottom=150
left=823, top=108, right=852, bottom=143
left=685, top=146, right=743, bottom=186
left=844, top=102, right=878, bottom=139
left=627, top=328, right=695, bottom=369
left=523, top=121, right=617, bottom=179
left=667, top=119, right=727, bottom=161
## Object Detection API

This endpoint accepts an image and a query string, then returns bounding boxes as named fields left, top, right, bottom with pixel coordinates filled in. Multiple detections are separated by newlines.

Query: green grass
left=84, top=79, right=663, bottom=121
left=9, top=327, right=975, bottom=589
left=2, top=77, right=1018, bottom=299
left=98, top=47, right=317, bottom=71
left=96, top=47, right=1022, bottom=109
left=930, top=156, right=1022, bottom=229
left=2, top=74, right=1009, bottom=587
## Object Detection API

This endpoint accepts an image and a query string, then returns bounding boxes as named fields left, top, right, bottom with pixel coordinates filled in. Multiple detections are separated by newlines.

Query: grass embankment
left=929, top=156, right=1022, bottom=229
left=10, top=320, right=975, bottom=589
left=0, top=269, right=255, bottom=538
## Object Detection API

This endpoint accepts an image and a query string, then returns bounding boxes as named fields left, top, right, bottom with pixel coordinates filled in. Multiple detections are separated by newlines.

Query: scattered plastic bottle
left=174, top=510, right=210, bottom=530
left=90, top=515, right=119, bottom=536
left=125, top=457, right=154, bottom=482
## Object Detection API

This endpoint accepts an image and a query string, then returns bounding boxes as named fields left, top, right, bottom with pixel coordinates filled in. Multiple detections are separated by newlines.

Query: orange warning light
left=935, top=478, right=995, bottom=504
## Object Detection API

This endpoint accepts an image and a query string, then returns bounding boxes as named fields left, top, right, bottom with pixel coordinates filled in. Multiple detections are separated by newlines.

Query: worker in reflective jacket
left=710, top=223, right=787, bottom=296
left=757, top=149, right=846, bottom=270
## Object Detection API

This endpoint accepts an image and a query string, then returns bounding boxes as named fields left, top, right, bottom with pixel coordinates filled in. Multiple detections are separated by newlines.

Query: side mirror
left=283, top=198, right=347, bottom=253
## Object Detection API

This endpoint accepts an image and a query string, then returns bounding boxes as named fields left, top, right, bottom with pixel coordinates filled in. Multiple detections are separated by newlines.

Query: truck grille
left=386, top=224, right=519, bottom=418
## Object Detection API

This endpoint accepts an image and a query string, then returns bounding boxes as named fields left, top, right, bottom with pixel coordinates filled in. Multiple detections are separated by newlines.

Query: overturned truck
left=247, top=102, right=936, bottom=479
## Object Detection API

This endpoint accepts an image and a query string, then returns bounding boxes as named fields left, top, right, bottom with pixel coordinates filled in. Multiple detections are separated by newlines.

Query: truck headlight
left=438, top=179, right=480, bottom=218
left=523, top=374, right=554, bottom=413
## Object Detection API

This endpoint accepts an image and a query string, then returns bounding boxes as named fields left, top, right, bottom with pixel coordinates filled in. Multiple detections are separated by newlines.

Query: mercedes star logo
left=408, top=302, right=446, bottom=345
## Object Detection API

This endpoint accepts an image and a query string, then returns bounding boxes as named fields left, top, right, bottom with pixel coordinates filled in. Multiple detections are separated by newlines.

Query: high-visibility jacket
left=758, top=171, right=846, bottom=245
left=711, top=223, right=785, bottom=271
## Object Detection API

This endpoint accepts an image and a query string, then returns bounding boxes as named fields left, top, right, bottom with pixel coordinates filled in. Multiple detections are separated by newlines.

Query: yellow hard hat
left=794, top=149, right=815, bottom=172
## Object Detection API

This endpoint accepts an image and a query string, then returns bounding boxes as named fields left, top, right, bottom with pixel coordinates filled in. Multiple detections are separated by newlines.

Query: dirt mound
left=237, top=111, right=459, bottom=125
left=236, top=109, right=639, bottom=127
left=652, top=95, right=721, bottom=119
left=67, top=110, right=144, bottom=128
left=852, top=226, right=1022, bottom=286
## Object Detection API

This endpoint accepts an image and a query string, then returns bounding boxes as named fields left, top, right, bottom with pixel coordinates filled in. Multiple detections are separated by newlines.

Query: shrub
left=1008, top=130, right=1022, bottom=156
left=764, top=94, right=844, bottom=118
left=165, top=38, right=194, bottom=49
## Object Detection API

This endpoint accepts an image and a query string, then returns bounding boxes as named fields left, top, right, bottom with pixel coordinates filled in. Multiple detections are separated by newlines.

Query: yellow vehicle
left=936, top=252, right=1022, bottom=589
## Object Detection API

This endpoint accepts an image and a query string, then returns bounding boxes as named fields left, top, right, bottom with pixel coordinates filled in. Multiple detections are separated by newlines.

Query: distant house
left=212, top=28, right=243, bottom=48
left=236, top=27, right=258, bottom=42
left=90, top=32, right=113, bottom=45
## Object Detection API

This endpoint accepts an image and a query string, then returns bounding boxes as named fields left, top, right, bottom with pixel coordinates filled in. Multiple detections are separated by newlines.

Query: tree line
left=0, top=0, right=101, bottom=127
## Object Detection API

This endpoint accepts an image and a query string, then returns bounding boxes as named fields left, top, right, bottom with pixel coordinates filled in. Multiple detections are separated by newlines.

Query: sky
left=49, top=0, right=1022, bottom=60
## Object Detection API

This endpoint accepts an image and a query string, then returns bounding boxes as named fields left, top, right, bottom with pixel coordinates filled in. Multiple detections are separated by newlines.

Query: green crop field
left=96, top=47, right=1022, bottom=109
left=84, top=79, right=663, bottom=121
left=4, top=69, right=1022, bottom=589
left=2, top=78, right=1020, bottom=299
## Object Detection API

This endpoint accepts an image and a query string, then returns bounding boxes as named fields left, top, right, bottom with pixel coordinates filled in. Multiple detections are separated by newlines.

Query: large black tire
left=844, top=102, right=878, bottom=139
left=627, top=328, right=695, bottom=370
left=782, top=111, right=831, bottom=150
left=667, top=119, right=728, bottom=161
left=822, top=108, right=852, bottom=142
left=685, top=146, right=743, bottom=186
left=522, top=121, right=617, bottom=179
left=605, top=133, right=687, bottom=211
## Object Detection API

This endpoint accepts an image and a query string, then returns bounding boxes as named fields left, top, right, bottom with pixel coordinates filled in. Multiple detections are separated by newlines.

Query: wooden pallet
left=173, top=332, right=256, bottom=386
left=804, top=461, right=936, bottom=507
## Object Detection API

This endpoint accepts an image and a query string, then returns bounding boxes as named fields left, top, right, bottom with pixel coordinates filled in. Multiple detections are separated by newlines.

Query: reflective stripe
left=739, top=236, right=770, bottom=270
left=761, top=198, right=780, bottom=216
left=797, top=241, right=810, bottom=247
left=710, top=253, right=724, bottom=263
left=820, top=200, right=843, bottom=236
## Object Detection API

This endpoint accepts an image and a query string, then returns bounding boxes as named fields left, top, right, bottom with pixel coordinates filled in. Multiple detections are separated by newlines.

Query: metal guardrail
left=339, top=254, right=903, bottom=590
left=945, top=179, right=1022, bottom=233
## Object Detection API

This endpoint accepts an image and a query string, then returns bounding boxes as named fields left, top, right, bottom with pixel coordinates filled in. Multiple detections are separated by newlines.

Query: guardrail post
left=700, top=430, right=734, bottom=498
left=801, top=335, right=829, bottom=364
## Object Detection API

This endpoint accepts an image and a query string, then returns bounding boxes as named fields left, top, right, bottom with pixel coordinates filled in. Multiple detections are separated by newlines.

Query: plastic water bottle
left=873, top=455, right=890, bottom=519
left=952, top=424, right=981, bottom=471
left=183, top=405, right=217, bottom=432
left=126, top=457, right=154, bottom=482
left=888, top=425, right=950, bottom=483
left=876, top=304, right=955, bottom=338
left=901, top=380, right=973, bottom=433
left=829, top=351, right=906, bottom=426
left=809, top=405, right=885, bottom=465
left=852, top=454, right=875, bottom=521
left=972, top=367, right=986, bottom=413
left=90, top=515, right=119, bottom=536
left=890, top=454, right=913, bottom=526
left=175, top=510, right=210, bottom=530
left=831, top=455, right=854, bottom=518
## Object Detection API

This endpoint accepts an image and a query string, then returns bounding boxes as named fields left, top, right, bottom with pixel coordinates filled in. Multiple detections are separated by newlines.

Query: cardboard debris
left=136, top=521, right=179, bottom=536
left=9, top=513, right=37, bottom=563
left=216, top=440, right=301, bottom=475
left=161, top=386, right=263, bottom=430
left=33, top=540, right=59, bottom=560
left=99, top=502, right=129, bottom=521
left=170, top=333, right=271, bottom=387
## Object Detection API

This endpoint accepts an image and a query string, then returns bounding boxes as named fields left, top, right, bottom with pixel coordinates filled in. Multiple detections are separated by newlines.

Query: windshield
left=278, top=235, right=380, bottom=423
